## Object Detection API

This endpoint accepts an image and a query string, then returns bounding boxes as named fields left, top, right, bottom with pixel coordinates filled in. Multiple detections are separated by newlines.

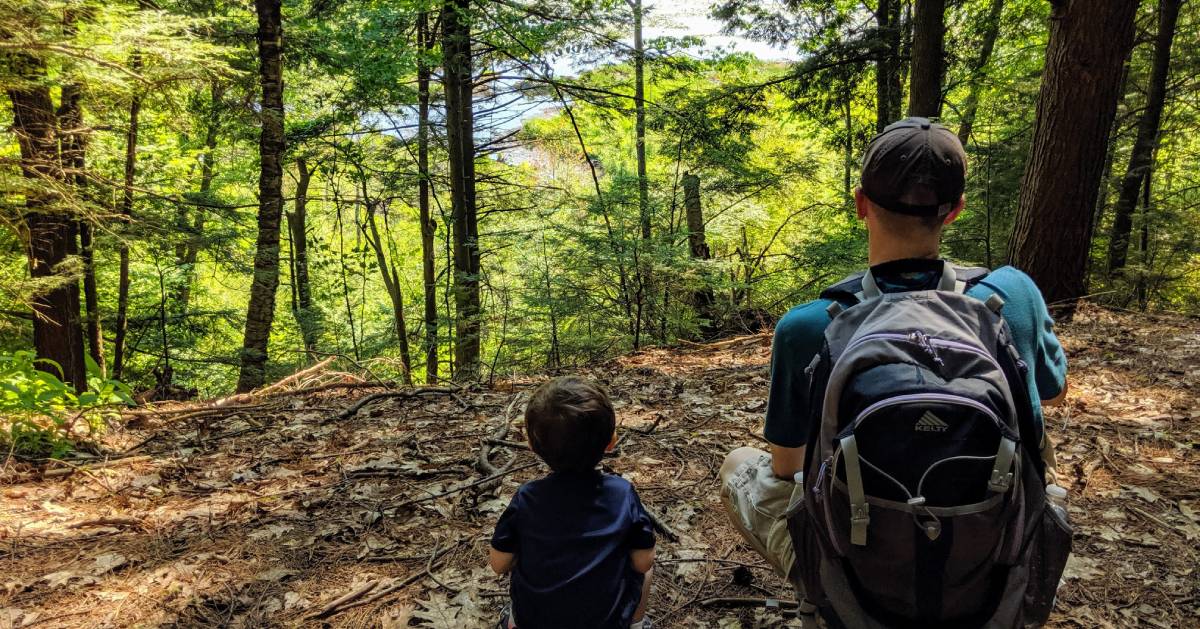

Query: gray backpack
left=786, top=261, right=1072, bottom=628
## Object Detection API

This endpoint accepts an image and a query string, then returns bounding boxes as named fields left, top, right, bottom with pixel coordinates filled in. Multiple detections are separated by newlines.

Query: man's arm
left=489, top=548, right=516, bottom=574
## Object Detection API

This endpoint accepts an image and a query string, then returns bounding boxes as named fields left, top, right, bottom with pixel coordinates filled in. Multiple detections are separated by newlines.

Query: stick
left=308, top=578, right=382, bottom=620
left=330, top=387, right=459, bottom=422
left=700, top=597, right=799, bottom=609
left=391, top=461, right=540, bottom=510
left=67, top=517, right=145, bottom=530
left=42, top=455, right=152, bottom=478
left=314, top=543, right=460, bottom=619
left=645, top=504, right=681, bottom=543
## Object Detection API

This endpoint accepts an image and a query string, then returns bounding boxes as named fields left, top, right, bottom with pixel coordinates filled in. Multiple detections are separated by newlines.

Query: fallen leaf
left=91, top=552, right=127, bottom=575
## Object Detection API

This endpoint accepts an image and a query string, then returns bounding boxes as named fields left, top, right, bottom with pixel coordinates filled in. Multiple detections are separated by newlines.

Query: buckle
left=988, top=470, right=1013, bottom=492
left=850, top=503, right=870, bottom=524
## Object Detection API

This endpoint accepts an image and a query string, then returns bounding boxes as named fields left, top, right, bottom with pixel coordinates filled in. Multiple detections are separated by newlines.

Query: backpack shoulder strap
left=820, top=265, right=992, bottom=318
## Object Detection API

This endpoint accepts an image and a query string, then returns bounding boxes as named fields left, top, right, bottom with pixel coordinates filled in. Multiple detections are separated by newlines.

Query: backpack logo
left=915, top=410, right=949, bottom=432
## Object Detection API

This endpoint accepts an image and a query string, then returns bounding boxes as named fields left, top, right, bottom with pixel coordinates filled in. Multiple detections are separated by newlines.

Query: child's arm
left=489, top=547, right=516, bottom=574
left=630, top=546, right=654, bottom=574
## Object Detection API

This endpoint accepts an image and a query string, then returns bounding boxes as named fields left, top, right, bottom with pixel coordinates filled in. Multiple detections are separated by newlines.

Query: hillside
left=2, top=304, right=1197, bottom=628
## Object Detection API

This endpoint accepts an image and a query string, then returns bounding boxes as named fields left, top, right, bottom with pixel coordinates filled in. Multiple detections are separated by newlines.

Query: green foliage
left=0, top=352, right=134, bottom=458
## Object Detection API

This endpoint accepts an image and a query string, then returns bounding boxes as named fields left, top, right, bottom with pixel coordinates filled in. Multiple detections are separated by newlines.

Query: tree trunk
left=631, top=0, right=651, bottom=349
left=111, top=68, right=142, bottom=382
left=1106, top=0, right=1181, bottom=275
left=362, top=201, right=413, bottom=385
left=1008, top=0, right=1138, bottom=314
left=442, top=0, right=480, bottom=381
left=683, top=172, right=716, bottom=335
left=908, top=0, right=945, bottom=118
left=57, top=80, right=104, bottom=377
left=178, top=82, right=224, bottom=311
left=237, top=0, right=286, bottom=392
left=874, top=0, right=903, bottom=131
left=287, top=157, right=320, bottom=356
left=956, top=0, right=1005, bottom=145
left=8, top=54, right=87, bottom=391
left=418, top=11, right=438, bottom=383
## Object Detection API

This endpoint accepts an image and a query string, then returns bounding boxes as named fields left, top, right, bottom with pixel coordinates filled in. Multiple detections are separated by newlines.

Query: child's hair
left=524, top=376, right=615, bottom=473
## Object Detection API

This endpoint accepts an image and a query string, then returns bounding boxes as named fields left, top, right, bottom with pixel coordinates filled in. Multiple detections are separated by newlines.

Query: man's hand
left=489, top=548, right=516, bottom=574
left=770, top=444, right=805, bottom=480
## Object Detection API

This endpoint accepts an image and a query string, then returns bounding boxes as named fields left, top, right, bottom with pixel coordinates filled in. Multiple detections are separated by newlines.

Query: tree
left=442, top=0, right=480, bottom=381
left=7, top=52, right=88, bottom=392
left=875, top=0, right=903, bottom=131
left=956, top=0, right=1005, bottom=145
left=287, top=157, right=320, bottom=356
left=1009, top=0, right=1139, bottom=312
left=1106, top=0, right=1183, bottom=274
left=908, top=0, right=945, bottom=117
left=417, top=11, right=438, bottom=383
left=237, top=0, right=286, bottom=392
left=110, top=53, right=142, bottom=381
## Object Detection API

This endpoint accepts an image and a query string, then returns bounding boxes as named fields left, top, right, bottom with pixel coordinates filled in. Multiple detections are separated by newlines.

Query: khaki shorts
left=720, top=450, right=804, bottom=580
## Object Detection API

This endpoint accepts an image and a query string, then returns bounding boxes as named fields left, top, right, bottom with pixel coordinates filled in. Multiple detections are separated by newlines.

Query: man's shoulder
left=968, top=266, right=1047, bottom=309
left=774, top=299, right=835, bottom=346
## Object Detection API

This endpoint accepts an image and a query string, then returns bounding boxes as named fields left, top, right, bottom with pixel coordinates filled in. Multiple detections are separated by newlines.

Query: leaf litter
left=0, top=303, right=1197, bottom=627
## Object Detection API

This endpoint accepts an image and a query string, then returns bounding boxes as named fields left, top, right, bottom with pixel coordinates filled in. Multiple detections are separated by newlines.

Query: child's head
left=524, top=376, right=615, bottom=473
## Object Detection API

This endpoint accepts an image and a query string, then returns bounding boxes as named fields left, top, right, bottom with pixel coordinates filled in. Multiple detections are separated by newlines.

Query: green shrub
left=0, top=352, right=134, bottom=459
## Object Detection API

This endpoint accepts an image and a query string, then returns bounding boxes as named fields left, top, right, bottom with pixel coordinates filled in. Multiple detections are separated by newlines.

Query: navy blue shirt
left=491, top=470, right=656, bottom=629
left=764, top=262, right=1068, bottom=447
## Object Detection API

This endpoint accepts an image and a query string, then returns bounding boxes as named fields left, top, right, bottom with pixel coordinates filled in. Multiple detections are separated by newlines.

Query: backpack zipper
left=850, top=392, right=1005, bottom=432
left=843, top=332, right=1005, bottom=375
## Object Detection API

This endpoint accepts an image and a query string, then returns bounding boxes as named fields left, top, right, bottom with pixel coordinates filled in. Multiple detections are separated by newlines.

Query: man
left=719, top=117, right=1069, bottom=596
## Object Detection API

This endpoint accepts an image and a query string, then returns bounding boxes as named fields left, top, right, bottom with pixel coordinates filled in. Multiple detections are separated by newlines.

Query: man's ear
left=854, top=188, right=870, bottom=221
left=943, top=195, right=966, bottom=225
left=605, top=430, right=618, bottom=452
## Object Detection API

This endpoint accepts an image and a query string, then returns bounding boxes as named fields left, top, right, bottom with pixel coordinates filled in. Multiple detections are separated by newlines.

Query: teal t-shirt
left=763, top=262, right=1068, bottom=448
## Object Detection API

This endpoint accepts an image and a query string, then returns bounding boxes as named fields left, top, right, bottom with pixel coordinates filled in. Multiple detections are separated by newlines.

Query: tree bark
left=442, top=0, right=480, bottom=381
left=418, top=11, right=438, bottom=383
left=287, top=157, right=320, bottom=356
left=1008, top=0, right=1139, bottom=314
left=874, top=0, right=903, bottom=131
left=1106, top=0, right=1181, bottom=275
left=111, top=63, right=142, bottom=382
left=956, top=0, right=1005, bottom=145
left=683, top=172, right=716, bottom=335
left=8, top=53, right=88, bottom=391
left=57, top=79, right=104, bottom=377
left=237, top=0, right=286, bottom=392
left=631, top=0, right=651, bottom=349
left=908, top=0, right=945, bottom=118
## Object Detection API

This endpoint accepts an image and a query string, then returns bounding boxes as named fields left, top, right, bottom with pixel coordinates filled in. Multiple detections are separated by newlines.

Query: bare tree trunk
left=683, top=172, right=716, bottom=336
left=908, top=0, right=944, bottom=118
left=8, top=52, right=87, bottom=391
left=361, top=200, right=413, bottom=385
left=418, top=11, right=439, bottom=383
left=111, top=66, right=142, bottom=382
left=1008, top=0, right=1138, bottom=314
left=631, top=0, right=650, bottom=349
left=287, top=157, right=320, bottom=356
left=442, top=0, right=481, bottom=381
left=1106, top=0, right=1181, bottom=275
left=874, top=0, right=903, bottom=131
left=957, top=0, right=1005, bottom=146
left=237, top=0, right=286, bottom=392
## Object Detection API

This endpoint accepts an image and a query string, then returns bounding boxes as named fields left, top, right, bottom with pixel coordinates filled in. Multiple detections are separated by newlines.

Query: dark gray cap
left=860, top=117, right=967, bottom=216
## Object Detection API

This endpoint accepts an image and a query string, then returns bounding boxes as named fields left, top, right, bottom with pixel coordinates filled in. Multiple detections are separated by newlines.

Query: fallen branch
left=700, top=597, right=799, bottom=609
left=308, top=578, right=383, bottom=620
left=43, top=455, right=152, bottom=479
left=67, top=517, right=146, bottom=530
left=645, top=504, right=681, bottom=543
left=330, top=387, right=459, bottom=423
left=311, top=542, right=461, bottom=619
left=391, top=461, right=540, bottom=510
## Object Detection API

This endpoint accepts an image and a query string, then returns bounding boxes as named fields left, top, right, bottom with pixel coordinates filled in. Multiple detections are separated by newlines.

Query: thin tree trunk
left=57, top=79, right=104, bottom=377
left=1106, top=0, right=1181, bottom=275
left=112, top=67, right=142, bottom=382
left=1008, top=0, right=1138, bottom=314
left=418, top=11, right=438, bottom=383
left=956, top=0, right=1005, bottom=145
left=178, top=82, right=224, bottom=311
left=442, top=0, right=481, bottom=381
left=361, top=200, right=413, bottom=385
left=908, top=0, right=945, bottom=117
left=237, top=0, right=286, bottom=392
left=683, top=172, right=716, bottom=336
left=287, top=157, right=320, bottom=356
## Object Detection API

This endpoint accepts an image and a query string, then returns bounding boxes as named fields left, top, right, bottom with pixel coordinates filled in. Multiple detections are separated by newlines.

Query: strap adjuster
left=988, top=469, right=1013, bottom=492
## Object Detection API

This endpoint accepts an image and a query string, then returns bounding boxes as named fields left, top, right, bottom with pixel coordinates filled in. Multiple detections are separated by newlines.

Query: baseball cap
left=860, top=117, right=967, bottom=217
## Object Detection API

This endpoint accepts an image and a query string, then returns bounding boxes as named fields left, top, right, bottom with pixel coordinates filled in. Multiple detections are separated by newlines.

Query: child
left=489, top=376, right=656, bottom=629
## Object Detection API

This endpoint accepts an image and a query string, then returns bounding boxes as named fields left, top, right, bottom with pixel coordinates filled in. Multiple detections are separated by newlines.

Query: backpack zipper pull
left=909, top=331, right=945, bottom=368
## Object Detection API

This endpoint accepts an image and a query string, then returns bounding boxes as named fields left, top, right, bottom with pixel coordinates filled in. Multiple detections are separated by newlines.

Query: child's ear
left=605, top=431, right=618, bottom=452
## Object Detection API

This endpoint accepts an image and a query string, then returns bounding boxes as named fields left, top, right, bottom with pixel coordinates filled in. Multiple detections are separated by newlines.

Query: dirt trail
left=2, top=304, right=1197, bottom=628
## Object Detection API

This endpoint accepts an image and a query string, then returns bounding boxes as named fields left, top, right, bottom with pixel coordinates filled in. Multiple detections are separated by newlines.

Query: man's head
left=856, top=118, right=967, bottom=239
left=524, top=376, right=616, bottom=473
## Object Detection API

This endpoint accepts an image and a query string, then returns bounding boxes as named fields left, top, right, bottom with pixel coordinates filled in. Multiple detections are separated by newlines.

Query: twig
left=308, top=578, right=383, bottom=620
left=391, top=461, right=540, bottom=510
left=314, top=542, right=462, bottom=619
left=645, top=504, right=681, bottom=543
left=42, top=455, right=152, bottom=478
left=66, top=517, right=145, bottom=530
left=700, top=596, right=799, bottom=609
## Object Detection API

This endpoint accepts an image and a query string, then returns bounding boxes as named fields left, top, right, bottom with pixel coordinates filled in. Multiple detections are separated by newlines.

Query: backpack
left=785, top=261, right=1073, bottom=628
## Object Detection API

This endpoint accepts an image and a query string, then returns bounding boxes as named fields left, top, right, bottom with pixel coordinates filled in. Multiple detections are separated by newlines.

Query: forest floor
left=2, top=304, right=1198, bottom=628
